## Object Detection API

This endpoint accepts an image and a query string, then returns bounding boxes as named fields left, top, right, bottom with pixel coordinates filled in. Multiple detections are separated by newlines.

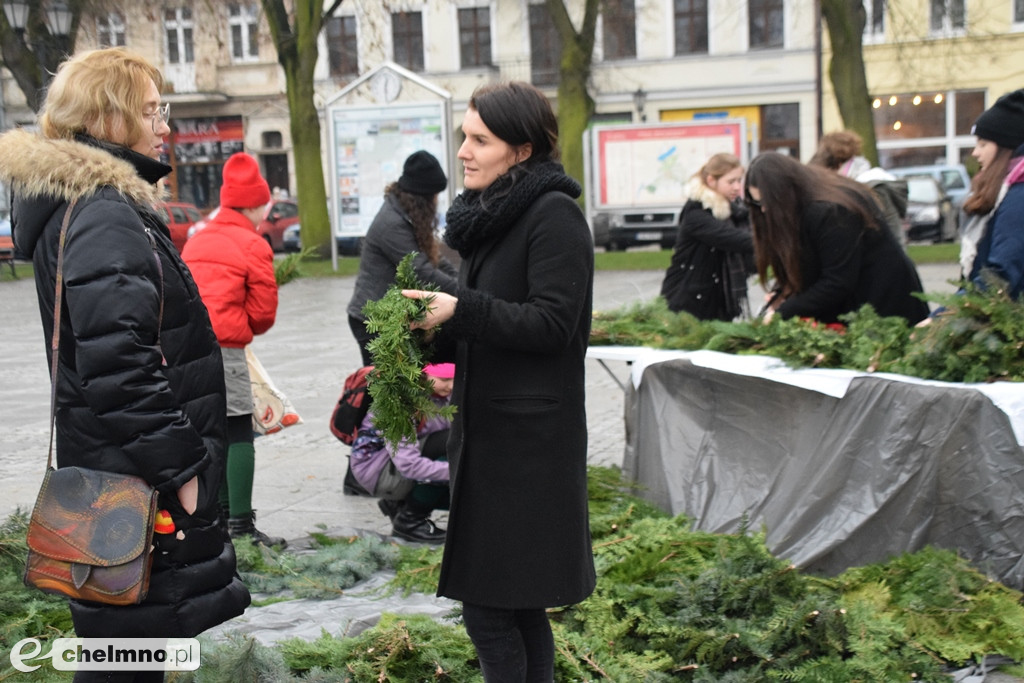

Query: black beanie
left=398, top=151, right=447, bottom=196
left=972, top=89, right=1024, bottom=151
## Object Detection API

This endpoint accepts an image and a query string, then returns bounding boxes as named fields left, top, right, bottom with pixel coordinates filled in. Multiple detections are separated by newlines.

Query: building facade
left=820, top=0, right=1024, bottom=171
left=2, top=0, right=822, bottom=209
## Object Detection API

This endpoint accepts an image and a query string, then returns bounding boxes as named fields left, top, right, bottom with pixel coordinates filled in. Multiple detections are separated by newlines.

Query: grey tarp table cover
left=598, top=347, right=1024, bottom=588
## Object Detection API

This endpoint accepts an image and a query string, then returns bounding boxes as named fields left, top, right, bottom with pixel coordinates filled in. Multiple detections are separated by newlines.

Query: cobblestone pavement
left=0, top=263, right=959, bottom=542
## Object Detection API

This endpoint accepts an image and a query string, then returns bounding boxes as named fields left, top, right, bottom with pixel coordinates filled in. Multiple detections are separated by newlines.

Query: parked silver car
left=889, top=164, right=970, bottom=225
left=902, top=175, right=958, bottom=243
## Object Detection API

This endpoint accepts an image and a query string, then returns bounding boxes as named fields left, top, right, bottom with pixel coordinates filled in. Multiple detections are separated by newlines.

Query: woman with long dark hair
left=402, top=81, right=596, bottom=682
left=347, top=151, right=457, bottom=366
left=744, top=152, right=928, bottom=325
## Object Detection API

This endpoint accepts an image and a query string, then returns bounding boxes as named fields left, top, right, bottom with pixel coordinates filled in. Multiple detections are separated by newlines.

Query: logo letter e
left=10, top=637, right=43, bottom=673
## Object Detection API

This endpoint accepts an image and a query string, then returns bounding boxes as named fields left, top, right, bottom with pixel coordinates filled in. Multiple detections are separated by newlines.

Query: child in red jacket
left=182, top=153, right=283, bottom=547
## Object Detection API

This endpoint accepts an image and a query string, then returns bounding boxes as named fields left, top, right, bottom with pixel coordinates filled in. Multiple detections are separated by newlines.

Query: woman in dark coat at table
left=744, top=152, right=929, bottom=326
left=660, top=152, right=754, bottom=320
left=403, top=81, right=596, bottom=682
left=0, top=48, right=248, bottom=680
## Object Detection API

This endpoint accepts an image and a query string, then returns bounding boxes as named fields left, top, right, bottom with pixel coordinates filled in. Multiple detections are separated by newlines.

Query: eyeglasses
left=744, top=195, right=763, bottom=209
left=145, top=103, right=170, bottom=133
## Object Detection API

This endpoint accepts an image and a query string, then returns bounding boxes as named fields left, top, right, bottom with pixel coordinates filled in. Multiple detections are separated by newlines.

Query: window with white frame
left=1015, top=0, right=1024, bottom=24
left=164, top=8, right=194, bottom=64
left=97, top=11, right=126, bottom=47
left=229, top=4, right=260, bottom=62
left=529, top=3, right=561, bottom=85
left=392, top=11, right=424, bottom=72
left=674, top=0, right=708, bottom=55
left=863, top=0, right=885, bottom=41
left=930, top=0, right=965, bottom=34
left=327, top=14, right=358, bottom=77
left=749, top=0, right=784, bottom=49
left=459, top=7, right=492, bottom=68
left=603, top=0, right=637, bottom=60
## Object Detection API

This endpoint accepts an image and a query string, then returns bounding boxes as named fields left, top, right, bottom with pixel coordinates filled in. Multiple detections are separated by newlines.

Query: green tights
left=219, top=415, right=255, bottom=517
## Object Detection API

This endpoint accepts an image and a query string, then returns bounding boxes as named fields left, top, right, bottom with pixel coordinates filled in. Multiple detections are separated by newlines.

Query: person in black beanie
left=343, top=150, right=457, bottom=495
left=956, top=88, right=1024, bottom=301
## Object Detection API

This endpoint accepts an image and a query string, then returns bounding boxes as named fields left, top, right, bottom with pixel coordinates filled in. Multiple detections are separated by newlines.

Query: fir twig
left=590, top=287, right=1024, bottom=383
left=362, top=253, right=457, bottom=450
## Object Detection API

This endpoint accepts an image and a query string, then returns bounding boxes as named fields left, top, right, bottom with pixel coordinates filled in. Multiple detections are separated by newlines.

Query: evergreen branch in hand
left=362, top=253, right=457, bottom=450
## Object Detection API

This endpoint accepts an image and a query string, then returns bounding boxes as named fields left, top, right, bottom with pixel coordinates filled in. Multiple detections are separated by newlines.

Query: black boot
left=391, top=507, right=446, bottom=544
left=228, top=511, right=287, bottom=549
left=378, top=498, right=403, bottom=521
left=217, top=503, right=230, bottom=532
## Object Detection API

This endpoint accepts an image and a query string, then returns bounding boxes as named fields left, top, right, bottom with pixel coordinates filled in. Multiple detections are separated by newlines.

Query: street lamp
left=633, top=88, right=647, bottom=123
left=3, top=0, right=29, bottom=32
left=44, top=1, right=72, bottom=37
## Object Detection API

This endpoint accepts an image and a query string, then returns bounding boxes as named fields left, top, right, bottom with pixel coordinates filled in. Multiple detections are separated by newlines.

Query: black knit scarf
left=444, top=160, right=581, bottom=257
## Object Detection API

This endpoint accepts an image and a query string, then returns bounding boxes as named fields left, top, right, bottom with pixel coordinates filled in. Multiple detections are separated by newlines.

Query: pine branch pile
left=0, top=511, right=74, bottom=664
left=232, top=533, right=399, bottom=600
left=591, top=285, right=1024, bottom=382
left=5, top=471, right=1024, bottom=681
left=361, top=253, right=457, bottom=449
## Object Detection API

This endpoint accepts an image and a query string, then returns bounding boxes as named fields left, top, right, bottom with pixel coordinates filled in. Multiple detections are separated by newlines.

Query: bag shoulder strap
left=47, top=199, right=78, bottom=470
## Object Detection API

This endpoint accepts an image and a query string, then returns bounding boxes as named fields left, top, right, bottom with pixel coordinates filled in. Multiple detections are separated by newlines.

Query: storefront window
left=878, top=145, right=946, bottom=168
left=873, top=92, right=946, bottom=140
left=872, top=89, right=982, bottom=169
left=955, top=90, right=985, bottom=136
left=169, top=116, right=244, bottom=209
left=761, top=103, right=799, bottom=157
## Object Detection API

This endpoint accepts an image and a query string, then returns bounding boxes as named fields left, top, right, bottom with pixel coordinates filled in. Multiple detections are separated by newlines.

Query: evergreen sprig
left=362, top=253, right=457, bottom=450
left=0, top=510, right=75, bottom=658
left=591, top=285, right=1024, bottom=383
left=4, top=468, right=1023, bottom=681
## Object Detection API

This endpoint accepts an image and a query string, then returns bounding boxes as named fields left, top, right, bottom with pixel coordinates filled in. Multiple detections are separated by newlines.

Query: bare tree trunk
left=820, top=0, right=879, bottom=166
left=548, top=0, right=599, bottom=205
left=262, top=0, right=340, bottom=258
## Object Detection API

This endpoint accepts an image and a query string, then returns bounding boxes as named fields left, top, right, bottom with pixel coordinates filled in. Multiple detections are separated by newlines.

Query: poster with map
left=593, top=121, right=745, bottom=209
left=328, top=103, right=450, bottom=239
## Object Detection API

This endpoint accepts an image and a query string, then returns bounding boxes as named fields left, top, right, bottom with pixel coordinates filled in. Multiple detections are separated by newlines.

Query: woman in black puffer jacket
left=0, top=48, right=249, bottom=680
left=660, top=153, right=755, bottom=320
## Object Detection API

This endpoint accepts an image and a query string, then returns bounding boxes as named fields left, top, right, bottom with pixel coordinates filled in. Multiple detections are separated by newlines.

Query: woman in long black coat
left=403, top=82, right=596, bottom=681
left=660, top=152, right=754, bottom=320
left=0, top=49, right=248, bottom=681
left=745, top=152, right=929, bottom=325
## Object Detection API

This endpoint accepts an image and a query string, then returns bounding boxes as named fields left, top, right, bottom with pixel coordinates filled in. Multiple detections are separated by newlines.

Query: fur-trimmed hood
left=685, top=175, right=732, bottom=220
left=0, top=129, right=167, bottom=258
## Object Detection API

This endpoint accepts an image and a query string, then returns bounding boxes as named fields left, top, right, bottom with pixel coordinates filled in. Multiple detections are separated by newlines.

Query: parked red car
left=257, top=199, right=299, bottom=252
left=156, top=201, right=203, bottom=252
left=187, top=199, right=298, bottom=252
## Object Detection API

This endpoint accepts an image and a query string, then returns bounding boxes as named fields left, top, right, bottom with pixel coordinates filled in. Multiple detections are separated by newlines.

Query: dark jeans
left=462, top=603, right=554, bottom=683
left=348, top=314, right=375, bottom=367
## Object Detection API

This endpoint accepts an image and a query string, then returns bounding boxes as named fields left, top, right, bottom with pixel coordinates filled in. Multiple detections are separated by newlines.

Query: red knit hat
left=220, top=152, right=271, bottom=209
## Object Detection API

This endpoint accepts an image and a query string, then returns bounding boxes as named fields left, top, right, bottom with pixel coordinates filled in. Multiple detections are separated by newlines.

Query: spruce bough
left=362, top=253, right=456, bottom=450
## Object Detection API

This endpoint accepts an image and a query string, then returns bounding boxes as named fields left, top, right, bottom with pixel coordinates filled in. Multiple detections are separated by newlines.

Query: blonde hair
left=39, top=47, right=163, bottom=147
left=697, top=152, right=741, bottom=185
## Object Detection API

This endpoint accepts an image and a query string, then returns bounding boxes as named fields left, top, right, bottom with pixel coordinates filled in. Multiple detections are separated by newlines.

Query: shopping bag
left=247, top=346, right=303, bottom=435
